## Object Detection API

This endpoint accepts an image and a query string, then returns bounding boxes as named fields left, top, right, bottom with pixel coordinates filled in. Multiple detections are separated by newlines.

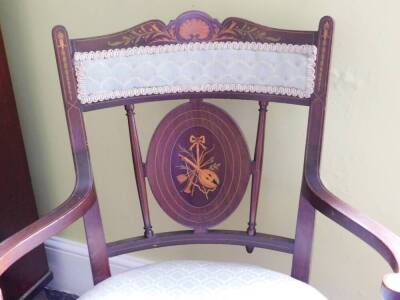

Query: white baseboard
left=44, top=236, right=151, bottom=296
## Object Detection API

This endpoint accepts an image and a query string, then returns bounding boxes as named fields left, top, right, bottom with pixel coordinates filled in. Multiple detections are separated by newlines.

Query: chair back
left=52, top=11, right=333, bottom=284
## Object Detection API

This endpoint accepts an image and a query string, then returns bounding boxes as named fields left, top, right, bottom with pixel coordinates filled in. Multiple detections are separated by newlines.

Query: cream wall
left=0, top=1, right=399, bottom=299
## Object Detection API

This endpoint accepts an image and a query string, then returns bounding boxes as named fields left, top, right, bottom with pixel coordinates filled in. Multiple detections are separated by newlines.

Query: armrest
left=0, top=151, right=96, bottom=277
left=0, top=183, right=95, bottom=276
left=305, top=171, right=400, bottom=299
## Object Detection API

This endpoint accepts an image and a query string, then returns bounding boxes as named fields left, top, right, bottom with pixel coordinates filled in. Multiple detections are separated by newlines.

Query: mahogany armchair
left=0, top=11, right=399, bottom=299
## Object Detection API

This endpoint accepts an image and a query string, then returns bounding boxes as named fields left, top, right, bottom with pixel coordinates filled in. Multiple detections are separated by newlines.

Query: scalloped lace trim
left=74, top=41, right=317, bottom=104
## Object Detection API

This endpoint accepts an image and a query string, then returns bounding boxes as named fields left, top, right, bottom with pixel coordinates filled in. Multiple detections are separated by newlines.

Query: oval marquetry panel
left=146, top=101, right=251, bottom=230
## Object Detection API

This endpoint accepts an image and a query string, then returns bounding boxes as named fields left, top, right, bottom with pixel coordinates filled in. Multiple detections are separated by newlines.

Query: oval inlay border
left=146, top=101, right=251, bottom=229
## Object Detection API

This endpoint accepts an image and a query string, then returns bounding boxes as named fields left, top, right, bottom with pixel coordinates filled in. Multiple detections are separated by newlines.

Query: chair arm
left=305, top=172, right=400, bottom=299
left=0, top=181, right=96, bottom=277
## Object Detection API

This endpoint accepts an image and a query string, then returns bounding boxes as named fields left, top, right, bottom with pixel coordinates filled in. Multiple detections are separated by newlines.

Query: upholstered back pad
left=74, top=42, right=317, bottom=104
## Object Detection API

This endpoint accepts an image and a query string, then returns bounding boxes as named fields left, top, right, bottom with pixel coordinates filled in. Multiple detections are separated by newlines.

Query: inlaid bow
left=189, top=135, right=207, bottom=151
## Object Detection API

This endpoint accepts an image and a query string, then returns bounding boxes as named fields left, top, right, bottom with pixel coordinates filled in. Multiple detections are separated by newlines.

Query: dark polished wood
left=0, top=28, right=51, bottom=299
left=0, top=11, right=399, bottom=300
left=291, top=183, right=316, bottom=281
left=81, top=92, right=311, bottom=112
left=246, top=101, right=268, bottom=253
left=125, top=105, right=153, bottom=238
left=71, top=10, right=317, bottom=52
left=83, top=200, right=111, bottom=284
left=106, top=230, right=294, bottom=257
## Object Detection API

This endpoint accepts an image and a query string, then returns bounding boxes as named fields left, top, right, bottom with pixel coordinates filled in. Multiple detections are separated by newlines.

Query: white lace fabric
left=74, top=42, right=317, bottom=104
left=78, top=260, right=326, bottom=300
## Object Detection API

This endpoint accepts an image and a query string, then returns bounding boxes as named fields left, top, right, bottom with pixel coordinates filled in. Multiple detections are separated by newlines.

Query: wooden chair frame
left=0, top=11, right=399, bottom=299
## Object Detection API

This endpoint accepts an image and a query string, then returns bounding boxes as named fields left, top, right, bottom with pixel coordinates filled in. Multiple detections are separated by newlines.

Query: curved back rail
left=51, top=11, right=333, bottom=285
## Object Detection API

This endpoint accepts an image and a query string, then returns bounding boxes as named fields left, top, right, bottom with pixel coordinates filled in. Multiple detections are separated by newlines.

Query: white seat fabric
left=79, top=260, right=326, bottom=300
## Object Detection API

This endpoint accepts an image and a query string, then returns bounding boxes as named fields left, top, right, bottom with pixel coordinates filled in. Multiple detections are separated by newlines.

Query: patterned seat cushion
left=78, top=260, right=326, bottom=300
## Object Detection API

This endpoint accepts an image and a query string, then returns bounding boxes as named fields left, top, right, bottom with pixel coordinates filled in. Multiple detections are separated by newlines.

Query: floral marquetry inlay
left=178, top=18, right=211, bottom=41
left=106, top=11, right=282, bottom=47
left=73, top=11, right=318, bottom=104
left=107, top=21, right=175, bottom=47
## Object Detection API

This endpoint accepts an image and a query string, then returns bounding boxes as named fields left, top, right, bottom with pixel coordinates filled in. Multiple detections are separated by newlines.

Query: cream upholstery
left=78, top=260, right=326, bottom=300
left=74, top=42, right=317, bottom=103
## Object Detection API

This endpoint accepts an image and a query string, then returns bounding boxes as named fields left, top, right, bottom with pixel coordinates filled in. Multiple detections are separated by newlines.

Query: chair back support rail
left=1, top=11, right=400, bottom=300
